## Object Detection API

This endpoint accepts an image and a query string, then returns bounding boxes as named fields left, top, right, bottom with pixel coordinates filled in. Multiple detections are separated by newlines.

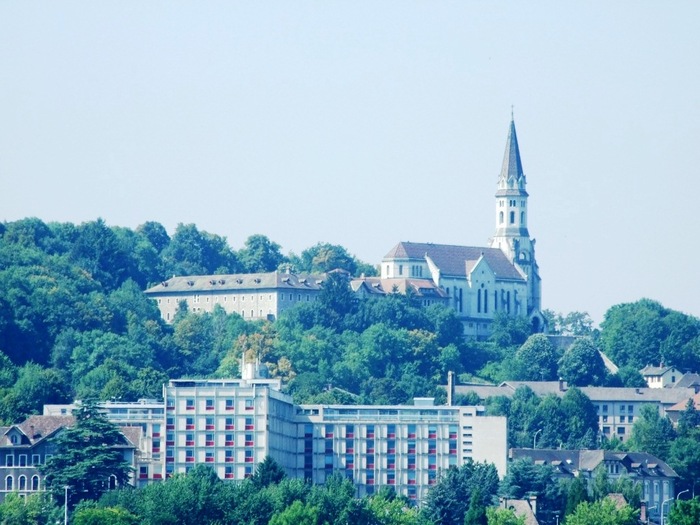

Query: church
left=351, top=118, right=544, bottom=339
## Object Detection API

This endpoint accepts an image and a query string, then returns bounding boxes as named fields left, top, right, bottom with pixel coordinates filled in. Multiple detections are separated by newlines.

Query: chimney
left=528, top=495, right=537, bottom=516
left=447, top=371, right=455, bottom=406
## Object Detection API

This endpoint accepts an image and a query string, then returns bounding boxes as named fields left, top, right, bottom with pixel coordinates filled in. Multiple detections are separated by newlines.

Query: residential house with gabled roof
left=0, top=414, right=140, bottom=503
left=640, top=365, right=683, bottom=389
left=145, top=270, right=325, bottom=323
left=510, top=448, right=678, bottom=523
left=380, top=119, right=544, bottom=339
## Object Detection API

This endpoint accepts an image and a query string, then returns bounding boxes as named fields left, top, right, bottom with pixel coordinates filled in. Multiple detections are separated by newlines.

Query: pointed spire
left=499, top=118, right=525, bottom=182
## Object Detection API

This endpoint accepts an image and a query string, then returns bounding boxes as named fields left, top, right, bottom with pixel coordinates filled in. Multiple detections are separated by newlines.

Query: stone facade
left=145, top=271, right=324, bottom=323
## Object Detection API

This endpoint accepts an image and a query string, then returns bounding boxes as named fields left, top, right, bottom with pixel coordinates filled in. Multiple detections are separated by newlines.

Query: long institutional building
left=146, top=118, right=545, bottom=339
left=43, top=366, right=507, bottom=503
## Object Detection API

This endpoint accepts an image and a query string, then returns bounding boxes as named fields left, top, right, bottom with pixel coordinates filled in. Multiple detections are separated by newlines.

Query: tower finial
left=511, top=105, right=514, bottom=121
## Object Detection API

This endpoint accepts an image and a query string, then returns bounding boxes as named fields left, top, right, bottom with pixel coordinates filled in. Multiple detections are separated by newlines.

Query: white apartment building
left=298, top=399, right=507, bottom=502
left=46, top=374, right=507, bottom=503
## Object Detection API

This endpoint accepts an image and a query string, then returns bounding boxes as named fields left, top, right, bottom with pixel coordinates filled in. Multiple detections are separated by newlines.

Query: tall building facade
left=44, top=375, right=508, bottom=503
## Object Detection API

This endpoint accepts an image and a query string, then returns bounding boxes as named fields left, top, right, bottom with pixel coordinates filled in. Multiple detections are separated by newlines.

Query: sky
left=1, top=2, right=699, bottom=326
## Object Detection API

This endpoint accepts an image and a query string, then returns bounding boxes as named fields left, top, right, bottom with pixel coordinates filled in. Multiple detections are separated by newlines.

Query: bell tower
left=489, top=117, right=542, bottom=314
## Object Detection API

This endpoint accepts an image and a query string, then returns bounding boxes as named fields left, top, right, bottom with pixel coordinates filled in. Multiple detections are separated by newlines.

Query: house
left=379, top=119, right=544, bottom=339
left=510, top=448, right=678, bottom=523
left=499, top=497, right=539, bottom=525
left=0, top=415, right=138, bottom=503
left=145, top=271, right=324, bottom=323
left=451, top=380, right=695, bottom=441
left=640, top=365, right=683, bottom=389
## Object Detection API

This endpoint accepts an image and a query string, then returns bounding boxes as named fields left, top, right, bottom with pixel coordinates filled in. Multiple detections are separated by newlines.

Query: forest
left=2, top=217, right=700, bottom=423
left=3, top=217, right=700, bottom=524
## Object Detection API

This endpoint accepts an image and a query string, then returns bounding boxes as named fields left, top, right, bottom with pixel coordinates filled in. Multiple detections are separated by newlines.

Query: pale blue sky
left=1, top=2, right=699, bottom=325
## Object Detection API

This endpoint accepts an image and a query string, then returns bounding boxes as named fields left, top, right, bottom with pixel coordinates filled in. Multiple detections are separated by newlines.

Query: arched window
left=499, top=211, right=504, bottom=224
left=484, top=289, right=488, bottom=313
left=19, top=475, right=26, bottom=490
left=494, top=291, right=498, bottom=311
left=520, top=211, right=525, bottom=223
left=31, top=476, right=39, bottom=491
left=5, top=476, right=13, bottom=491
left=109, top=475, right=118, bottom=490
left=510, top=211, right=515, bottom=224
left=477, top=289, right=482, bottom=313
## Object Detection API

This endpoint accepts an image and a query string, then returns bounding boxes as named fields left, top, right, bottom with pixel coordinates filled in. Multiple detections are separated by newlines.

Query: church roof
left=500, top=119, right=525, bottom=182
left=383, top=242, right=525, bottom=281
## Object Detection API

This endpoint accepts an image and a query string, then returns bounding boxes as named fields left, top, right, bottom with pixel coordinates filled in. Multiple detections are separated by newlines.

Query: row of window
left=2, top=454, right=48, bottom=467
left=3, top=475, right=40, bottom=491
left=166, top=416, right=255, bottom=430
left=476, top=288, right=515, bottom=315
left=598, top=404, right=635, bottom=413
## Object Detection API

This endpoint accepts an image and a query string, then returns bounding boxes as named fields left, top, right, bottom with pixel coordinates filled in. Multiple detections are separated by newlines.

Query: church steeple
left=489, top=117, right=541, bottom=314
left=493, top=118, right=529, bottom=241
left=498, top=118, right=526, bottom=189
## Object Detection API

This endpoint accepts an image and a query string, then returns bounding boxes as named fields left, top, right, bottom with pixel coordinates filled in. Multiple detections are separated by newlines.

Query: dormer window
left=10, top=434, right=18, bottom=445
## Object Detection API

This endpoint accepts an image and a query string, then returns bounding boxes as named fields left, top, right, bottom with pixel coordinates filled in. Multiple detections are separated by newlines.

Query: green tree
left=268, top=500, right=320, bottom=525
left=676, top=398, right=700, bottom=437
left=238, top=234, right=287, bottom=273
left=161, top=223, right=239, bottom=276
left=627, top=404, right=676, bottom=460
left=564, top=497, right=637, bottom=525
left=486, top=507, right=526, bottom=525
left=668, top=437, right=700, bottom=496
left=512, top=334, right=558, bottom=381
left=464, top=487, right=487, bottom=524
left=40, top=400, right=133, bottom=507
left=499, top=458, right=564, bottom=523
left=599, top=299, right=669, bottom=369
left=668, top=497, right=700, bottom=525
left=0, top=492, right=61, bottom=525
left=560, top=387, right=598, bottom=449
left=422, top=462, right=499, bottom=525
left=564, top=477, right=589, bottom=517
left=72, top=504, right=139, bottom=525
left=251, top=455, right=287, bottom=488
left=558, top=338, right=607, bottom=386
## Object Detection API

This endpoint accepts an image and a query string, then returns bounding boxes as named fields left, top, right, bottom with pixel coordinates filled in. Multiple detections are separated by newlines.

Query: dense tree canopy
left=40, top=400, right=134, bottom=507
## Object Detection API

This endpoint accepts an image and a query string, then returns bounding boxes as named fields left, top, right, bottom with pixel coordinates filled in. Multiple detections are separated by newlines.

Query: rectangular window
left=225, top=450, right=234, bottom=462
left=205, top=433, right=215, bottom=446
left=32, top=454, right=41, bottom=466
left=408, top=424, right=416, bottom=439
left=366, top=425, right=375, bottom=438
left=245, top=434, right=254, bottom=447
left=186, top=399, right=195, bottom=410
left=19, top=455, right=27, bottom=467
left=245, top=417, right=254, bottom=430
left=245, top=399, right=254, bottom=411
left=225, top=434, right=234, bottom=446
left=206, top=417, right=215, bottom=430
left=225, top=399, right=234, bottom=411
left=205, top=399, right=214, bottom=410
left=225, top=417, right=234, bottom=430
left=185, top=417, right=194, bottom=430
left=346, top=424, right=354, bottom=438
left=245, top=450, right=254, bottom=463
